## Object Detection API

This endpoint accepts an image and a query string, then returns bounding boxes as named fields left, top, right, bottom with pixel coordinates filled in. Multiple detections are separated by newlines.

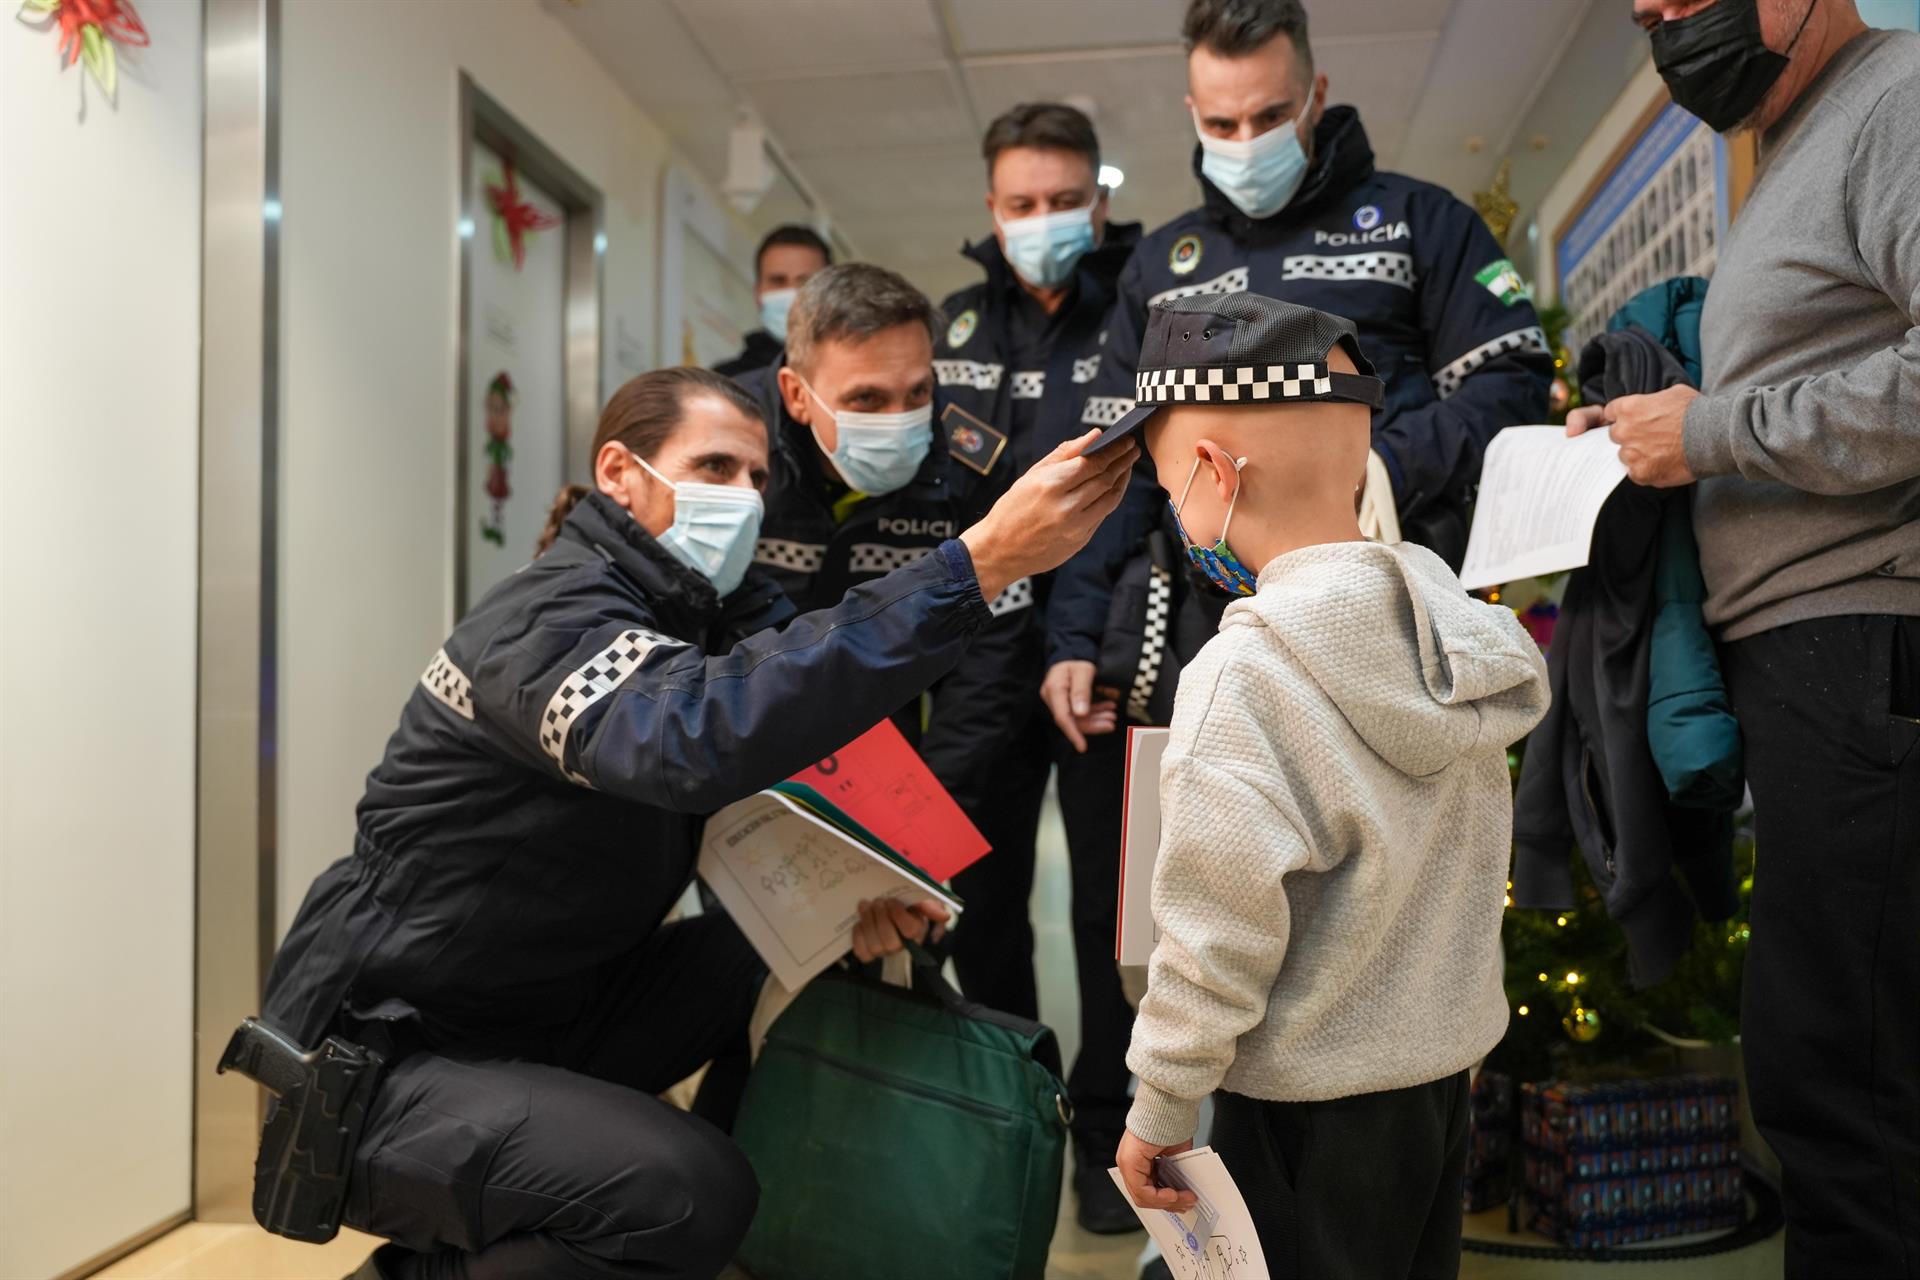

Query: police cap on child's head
left=1086, top=293, right=1386, bottom=453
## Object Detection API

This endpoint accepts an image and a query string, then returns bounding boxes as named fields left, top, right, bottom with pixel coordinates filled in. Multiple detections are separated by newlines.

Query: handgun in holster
left=216, top=1016, right=385, bottom=1243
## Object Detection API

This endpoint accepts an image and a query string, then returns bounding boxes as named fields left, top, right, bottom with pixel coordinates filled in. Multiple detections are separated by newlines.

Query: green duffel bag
left=732, top=943, right=1072, bottom=1280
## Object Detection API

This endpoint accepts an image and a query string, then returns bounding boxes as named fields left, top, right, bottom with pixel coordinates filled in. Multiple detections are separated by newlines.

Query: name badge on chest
left=942, top=403, right=1009, bottom=477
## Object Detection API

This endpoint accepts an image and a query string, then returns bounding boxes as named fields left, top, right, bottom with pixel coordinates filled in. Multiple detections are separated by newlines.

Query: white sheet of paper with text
left=1108, top=1147, right=1270, bottom=1280
left=1459, top=426, right=1628, bottom=591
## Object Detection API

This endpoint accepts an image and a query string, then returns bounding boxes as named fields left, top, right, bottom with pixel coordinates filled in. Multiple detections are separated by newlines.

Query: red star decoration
left=485, top=163, right=562, bottom=271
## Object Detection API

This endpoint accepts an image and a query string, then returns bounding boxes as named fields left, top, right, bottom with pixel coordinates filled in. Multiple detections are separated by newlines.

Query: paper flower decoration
left=19, top=0, right=148, bottom=101
left=485, top=164, right=561, bottom=271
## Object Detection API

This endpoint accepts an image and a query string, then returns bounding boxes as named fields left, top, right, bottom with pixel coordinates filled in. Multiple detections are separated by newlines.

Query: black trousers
left=1723, top=614, right=1920, bottom=1278
left=344, top=913, right=766, bottom=1280
left=1212, top=1073, right=1469, bottom=1280
left=947, top=714, right=1136, bottom=1158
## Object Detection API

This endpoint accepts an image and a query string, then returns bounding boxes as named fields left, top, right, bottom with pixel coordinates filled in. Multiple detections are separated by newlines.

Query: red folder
left=787, top=719, right=990, bottom=881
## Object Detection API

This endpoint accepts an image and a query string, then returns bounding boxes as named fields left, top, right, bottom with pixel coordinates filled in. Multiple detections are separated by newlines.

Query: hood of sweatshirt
left=1225, top=540, right=1548, bottom=777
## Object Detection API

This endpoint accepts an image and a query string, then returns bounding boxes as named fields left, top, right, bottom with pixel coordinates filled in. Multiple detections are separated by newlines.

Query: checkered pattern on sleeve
left=1081, top=395, right=1136, bottom=427
left=848, top=543, right=934, bottom=574
left=1135, top=362, right=1333, bottom=405
left=538, top=629, right=677, bottom=785
left=987, top=576, right=1035, bottom=617
left=754, top=539, right=827, bottom=572
left=1432, top=326, right=1549, bottom=400
left=421, top=649, right=475, bottom=721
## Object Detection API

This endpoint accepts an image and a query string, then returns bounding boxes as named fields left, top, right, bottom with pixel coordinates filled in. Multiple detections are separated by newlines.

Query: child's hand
left=1115, top=1130, right=1198, bottom=1212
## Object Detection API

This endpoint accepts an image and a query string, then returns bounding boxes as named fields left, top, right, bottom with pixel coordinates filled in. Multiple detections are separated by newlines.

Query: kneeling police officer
left=225, top=365, right=1135, bottom=1280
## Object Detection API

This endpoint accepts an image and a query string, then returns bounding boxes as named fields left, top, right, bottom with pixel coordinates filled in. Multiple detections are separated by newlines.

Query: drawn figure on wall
left=480, top=370, right=514, bottom=546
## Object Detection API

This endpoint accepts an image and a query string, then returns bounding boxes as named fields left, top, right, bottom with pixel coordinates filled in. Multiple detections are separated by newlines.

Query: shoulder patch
left=942, top=403, right=1008, bottom=476
left=1475, top=258, right=1531, bottom=306
left=1169, top=234, right=1203, bottom=276
left=946, top=309, right=978, bottom=348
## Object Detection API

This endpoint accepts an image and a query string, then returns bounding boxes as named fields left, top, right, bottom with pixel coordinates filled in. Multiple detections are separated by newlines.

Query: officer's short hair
left=754, top=225, right=832, bottom=279
left=786, top=263, right=940, bottom=375
left=1182, top=0, right=1313, bottom=72
left=981, top=103, right=1101, bottom=180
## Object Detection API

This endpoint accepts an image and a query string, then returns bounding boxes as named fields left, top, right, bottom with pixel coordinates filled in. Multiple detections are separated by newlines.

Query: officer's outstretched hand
left=960, top=429, right=1137, bottom=603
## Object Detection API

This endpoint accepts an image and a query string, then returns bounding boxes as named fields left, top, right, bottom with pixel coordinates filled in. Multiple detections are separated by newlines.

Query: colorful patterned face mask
left=1169, top=454, right=1259, bottom=597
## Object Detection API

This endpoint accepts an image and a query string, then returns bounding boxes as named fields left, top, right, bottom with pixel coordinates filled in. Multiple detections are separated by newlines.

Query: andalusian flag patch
left=1475, top=258, right=1531, bottom=306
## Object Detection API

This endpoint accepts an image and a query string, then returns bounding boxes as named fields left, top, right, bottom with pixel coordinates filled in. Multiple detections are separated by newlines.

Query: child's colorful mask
left=1170, top=454, right=1259, bottom=597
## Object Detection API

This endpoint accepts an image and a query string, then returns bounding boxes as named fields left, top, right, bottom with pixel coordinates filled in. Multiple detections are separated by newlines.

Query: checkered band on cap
left=1134, top=362, right=1334, bottom=405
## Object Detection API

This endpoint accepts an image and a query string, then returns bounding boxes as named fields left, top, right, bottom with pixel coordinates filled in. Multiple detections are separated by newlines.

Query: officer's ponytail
left=536, top=366, right=764, bottom=556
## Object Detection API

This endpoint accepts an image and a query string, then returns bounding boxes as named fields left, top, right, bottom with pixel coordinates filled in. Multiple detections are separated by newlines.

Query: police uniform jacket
left=713, top=328, right=783, bottom=380
left=1051, top=106, right=1551, bottom=666
left=736, top=360, right=1030, bottom=816
left=931, top=224, right=1143, bottom=526
left=261, top=491, right=991, bottom=1052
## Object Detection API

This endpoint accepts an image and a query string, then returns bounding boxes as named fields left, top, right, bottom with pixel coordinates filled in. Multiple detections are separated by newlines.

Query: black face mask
left=1650, top=0, right=1816, bottom=133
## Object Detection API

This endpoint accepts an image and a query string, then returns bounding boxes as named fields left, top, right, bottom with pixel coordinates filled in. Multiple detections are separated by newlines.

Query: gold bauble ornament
left=1474, top=158, right=1519, bottom=244
left=1563, top=1004, right=1602, bottom=1043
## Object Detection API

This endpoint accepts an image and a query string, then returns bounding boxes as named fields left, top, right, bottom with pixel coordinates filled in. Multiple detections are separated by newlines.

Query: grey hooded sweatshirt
left=1126, top=540, right=1549, bottom=1146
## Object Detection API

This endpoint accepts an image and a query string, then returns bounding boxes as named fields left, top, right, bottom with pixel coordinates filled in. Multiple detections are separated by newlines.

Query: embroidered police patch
left=1475, top=258, right=1531, bottom=306
left=1169, top=234, right=1203, bottom=276
left=947, top=309, right=978, bottom=348
left=942, top=403, right=1008, bottom=476
left=1354, top=204, right=1381, bottom=230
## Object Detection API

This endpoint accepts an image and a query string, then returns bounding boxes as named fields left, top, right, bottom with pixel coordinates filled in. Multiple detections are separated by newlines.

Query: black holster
left=217, top=1016, right=386, bottom=1243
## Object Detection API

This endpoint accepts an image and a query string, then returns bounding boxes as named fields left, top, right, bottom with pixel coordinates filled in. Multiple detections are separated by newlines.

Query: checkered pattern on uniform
left=754, top=539, right=827, bottom=572
left=1432, top=325, right=1549, bottom=401
left=538, top=629, right=673, bottom=783
left=1127, top=563, right=1174, bottom=722
left=1010, top=370, right=1046, bottom=400
left=421, top=648, right=475, bottom=721
left=848, top=543, right=933, bottom=574
left=933, top=359, right=1004, bottom=391
left=1135, top=362, right=1333, bottom=404
left=1081, top=395, right=1136, bottom=427
left=1147, top=266, right=1251, bottom=310
left=1072, top=354, right=1101, bottom=384
left=988, top=576, right=1035, bottom=617
left=1280, top=252, right=1414, bottom=290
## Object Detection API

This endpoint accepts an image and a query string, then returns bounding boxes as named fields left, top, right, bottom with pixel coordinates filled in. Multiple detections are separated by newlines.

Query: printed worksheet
left=1117, top=727, right=1171, bottom=965
left=698, top=785, right=961, bottom=990
left=1108, top=1147, right=1269, bottom=1280
left=1459, top=425, right=1629, bottom=591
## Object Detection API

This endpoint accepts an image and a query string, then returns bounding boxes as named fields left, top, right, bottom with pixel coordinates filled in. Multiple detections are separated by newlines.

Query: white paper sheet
left=1459, top=426, right=1629, bottom=591
left=1109, top=1147, right=1269, bottom=1280
left=697, top=791, right=959, bottom=990
left=1116, top=726, right=1171, bottom=965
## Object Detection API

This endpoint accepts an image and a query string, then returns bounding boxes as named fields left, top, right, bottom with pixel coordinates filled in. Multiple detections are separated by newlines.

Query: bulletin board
left=455, top=76, right=603, bottom=615
left=1553, top=101, right=1736, bottom=357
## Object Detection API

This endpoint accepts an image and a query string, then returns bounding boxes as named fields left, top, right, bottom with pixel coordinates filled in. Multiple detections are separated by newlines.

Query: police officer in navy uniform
left=930, top=101, right=1147, bottom=1235
left=257, top=365, right=1135, bottom=1280
left=1048, top=0, right=1552, bottom=744
left=737, top=262, right=1029, bottom=775
left=713, top=225, right=832, bottom=380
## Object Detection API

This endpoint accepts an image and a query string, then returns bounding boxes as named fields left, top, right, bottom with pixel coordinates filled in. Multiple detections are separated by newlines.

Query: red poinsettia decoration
left=484, top=163, right=561, bottom=271
left=21, top=0, right=148, bottom=100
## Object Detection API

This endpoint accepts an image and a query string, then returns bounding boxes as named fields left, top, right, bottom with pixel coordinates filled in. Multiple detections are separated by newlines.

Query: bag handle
left=899, top=940, right=1070, bottom=1089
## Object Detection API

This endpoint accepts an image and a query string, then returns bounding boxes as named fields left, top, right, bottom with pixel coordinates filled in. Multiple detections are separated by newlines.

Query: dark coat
left=1512, top=308, right=1741, bottom=987
left=262, top=492, right=991, bottom=1051
left=714, top=329, right=784, bottom=380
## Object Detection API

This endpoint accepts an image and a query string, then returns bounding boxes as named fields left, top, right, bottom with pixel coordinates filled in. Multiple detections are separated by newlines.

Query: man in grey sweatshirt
left=1571, top=2, right=1919, bottom=1271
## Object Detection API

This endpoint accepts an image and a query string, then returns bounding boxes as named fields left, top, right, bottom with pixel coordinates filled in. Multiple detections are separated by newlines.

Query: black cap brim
left=1083, top=401, right=1161, bottom=454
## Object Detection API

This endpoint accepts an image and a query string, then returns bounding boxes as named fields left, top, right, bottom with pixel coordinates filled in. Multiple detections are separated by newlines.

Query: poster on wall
left=464, top=140, right=567, bottom=605
left=1555, top=102, right=1728, bottom=356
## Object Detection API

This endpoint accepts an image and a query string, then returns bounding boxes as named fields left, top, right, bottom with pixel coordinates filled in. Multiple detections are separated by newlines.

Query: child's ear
left=1195, top=439, right=1241, bottom=502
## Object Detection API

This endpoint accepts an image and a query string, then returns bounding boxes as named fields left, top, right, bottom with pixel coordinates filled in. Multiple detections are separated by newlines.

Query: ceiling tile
left=945, top=0, right=1179, bottom=55
left=961, top=50, right=1195, bottom=149
left=744, top=67, right=977, bottom=154
left=1310, top=0, right=1455, bottom=38
left=671, top=0, right=947, bottom=79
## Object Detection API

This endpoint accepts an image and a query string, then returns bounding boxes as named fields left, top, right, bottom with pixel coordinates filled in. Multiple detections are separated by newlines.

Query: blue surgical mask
left=1196, top=112, right=1309, bottom=221
left=759, top=287, right=796, bottom=343
left=631, top=451, right=763, bottom=596
left=998, top=205, right=1097, bottom=288
left=802, top=380, right=933, bottom=496
left=1170, top=455, right=1259, bottom=597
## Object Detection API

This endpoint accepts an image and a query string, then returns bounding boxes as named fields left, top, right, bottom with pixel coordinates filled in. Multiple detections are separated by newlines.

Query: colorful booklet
left=785, top=718, right=990, bottom=881
left=1116, top=726, right=1171, bottom=965
left=699, top=780, right=963, bottom=990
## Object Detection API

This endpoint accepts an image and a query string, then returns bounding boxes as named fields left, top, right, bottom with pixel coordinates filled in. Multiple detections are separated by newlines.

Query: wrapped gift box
left=1520, top=1075, right=1743, bottom=1247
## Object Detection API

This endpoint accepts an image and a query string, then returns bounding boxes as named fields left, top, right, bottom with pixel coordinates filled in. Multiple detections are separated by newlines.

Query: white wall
left=0, top=2, right=202, bottom=1274
left=275, top=0, right=734, bottom=927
